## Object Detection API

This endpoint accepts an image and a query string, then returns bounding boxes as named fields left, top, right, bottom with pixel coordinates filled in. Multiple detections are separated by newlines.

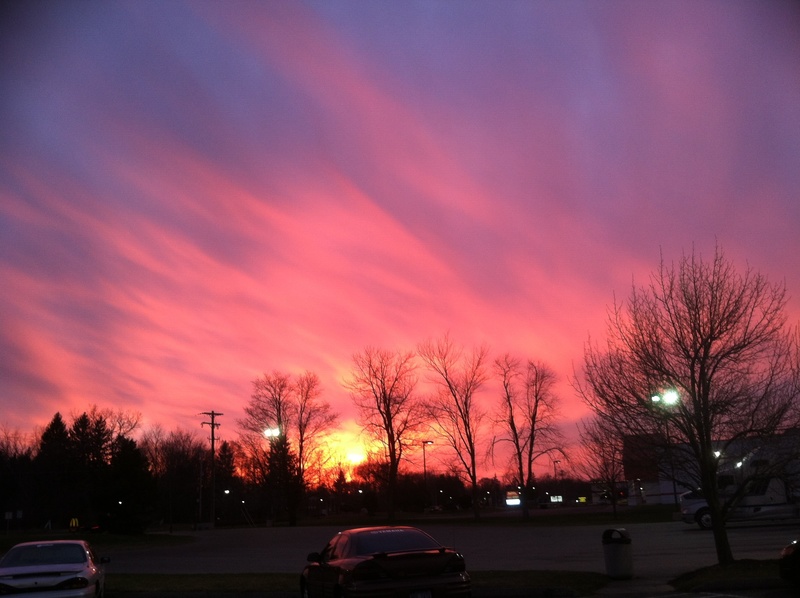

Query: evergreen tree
left=33, top=413, right=73, bottom=526
left=266, top=435, right=302, bottom=525
left=107, top=435, right=155, bottom=533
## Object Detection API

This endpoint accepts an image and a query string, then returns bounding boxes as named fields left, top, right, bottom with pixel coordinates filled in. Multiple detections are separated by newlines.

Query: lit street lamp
left=651, top=389, right=681, bottom=509
left=651, top=389, right=679, bottom=406
left=263, top=426, right=281, bottom=438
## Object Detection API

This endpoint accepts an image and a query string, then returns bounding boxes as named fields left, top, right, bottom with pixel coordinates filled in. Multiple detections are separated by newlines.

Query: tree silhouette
left=494, top=355, right=564, bottom=518
left=576, top=415, right=625, bottom=517
left=34, top=413, right=73, bottom=526
left=419, top=334, right=489, bottom=520
left=577, top=245, right=800, bottom=565
left=107, top=435, right=155, bottom=532
left=346, top=347, right=423, bottom=521
left=265, top=434, right=301, bottom=525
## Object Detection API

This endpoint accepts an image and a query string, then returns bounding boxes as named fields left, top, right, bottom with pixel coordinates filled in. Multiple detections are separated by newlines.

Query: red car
left=780, top=539, right=799, bottom=585
left=301, top=526, right=471, bottom=598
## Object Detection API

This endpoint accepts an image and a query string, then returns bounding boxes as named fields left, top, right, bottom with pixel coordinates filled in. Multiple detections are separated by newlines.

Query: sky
left=1, top=1, right=799, bottom=476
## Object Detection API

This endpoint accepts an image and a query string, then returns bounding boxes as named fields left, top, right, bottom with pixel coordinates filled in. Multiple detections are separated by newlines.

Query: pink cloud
left=1, top=1, right=799, bottom=478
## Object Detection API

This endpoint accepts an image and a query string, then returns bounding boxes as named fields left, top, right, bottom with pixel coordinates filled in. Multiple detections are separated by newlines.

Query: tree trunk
left=520, top=487, right=530, bottom=519
left=711, top=515, right=734, bottom=565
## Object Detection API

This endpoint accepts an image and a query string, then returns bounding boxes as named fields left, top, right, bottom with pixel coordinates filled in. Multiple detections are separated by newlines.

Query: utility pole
left=201, top=411, right=223, bottom=528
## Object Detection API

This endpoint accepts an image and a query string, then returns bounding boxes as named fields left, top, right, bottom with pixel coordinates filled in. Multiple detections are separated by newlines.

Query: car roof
left=341, top=526, right=422, bottom=535
left=9, top=540, right=90, bottom=549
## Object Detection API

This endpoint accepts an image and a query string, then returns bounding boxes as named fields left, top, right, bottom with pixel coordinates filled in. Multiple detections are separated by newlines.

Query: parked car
left=780, top=539, right=799, bottom=585
left=0, top=539, right=109, bottom=597
left=301, top=526, right=471, bottom=598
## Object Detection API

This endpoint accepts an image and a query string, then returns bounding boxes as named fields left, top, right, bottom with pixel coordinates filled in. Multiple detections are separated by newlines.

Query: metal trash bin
left=602, top=528, right=632, bottom=579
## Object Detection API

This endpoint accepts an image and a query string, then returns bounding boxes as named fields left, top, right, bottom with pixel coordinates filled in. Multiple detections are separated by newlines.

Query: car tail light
left=444, top=554, right=466, bottom=573
left=782, top=540, right=798, bottom=558
left=56, top=577, right=90, bottom=589
left=351, top=560, right=388, bottom=581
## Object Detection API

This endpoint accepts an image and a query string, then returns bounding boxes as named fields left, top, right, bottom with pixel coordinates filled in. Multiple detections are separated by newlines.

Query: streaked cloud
left=1, top=1, right=798, bottom=471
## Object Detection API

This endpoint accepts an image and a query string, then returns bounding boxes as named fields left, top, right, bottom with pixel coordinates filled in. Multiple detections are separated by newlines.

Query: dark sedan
left=780, top=539, right=799, bottom=585
left=301, top=526, right=471, bottom=598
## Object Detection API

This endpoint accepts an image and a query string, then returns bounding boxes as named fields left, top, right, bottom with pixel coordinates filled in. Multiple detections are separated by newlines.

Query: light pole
left=651, top=389, right=680, bottom=509
left=422, top=440, right=434, bottom=482
left=263, top=425, right=282, bottom=524
left=422, top=440, right=433, bottom=508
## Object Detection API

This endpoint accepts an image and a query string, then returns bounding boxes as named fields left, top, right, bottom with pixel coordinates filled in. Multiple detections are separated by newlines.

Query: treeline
left=1, top=408, right=152, bottom=533
left=0, top=406, right=587, bottom=532
left=0, top=338, right=574, bottom=530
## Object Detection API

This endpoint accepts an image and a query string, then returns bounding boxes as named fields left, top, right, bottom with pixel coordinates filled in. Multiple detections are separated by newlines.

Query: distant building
left=621, top=428, right=800, bottom=507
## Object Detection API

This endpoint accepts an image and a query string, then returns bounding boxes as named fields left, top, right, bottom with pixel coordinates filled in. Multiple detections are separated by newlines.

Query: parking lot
left=105, top=518, right=799, bottom=595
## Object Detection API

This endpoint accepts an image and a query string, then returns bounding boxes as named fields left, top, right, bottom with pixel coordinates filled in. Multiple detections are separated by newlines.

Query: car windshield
left=0, top=544, right=87, bottom=567
left=354, top=529, right=440, bottom=555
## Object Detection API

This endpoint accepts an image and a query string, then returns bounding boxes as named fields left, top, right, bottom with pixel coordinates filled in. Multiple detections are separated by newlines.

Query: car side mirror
left=307, top=552, right=322, bottom=563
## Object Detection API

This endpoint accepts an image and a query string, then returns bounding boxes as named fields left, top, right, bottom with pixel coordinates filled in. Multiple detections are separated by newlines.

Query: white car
left=0, top=539, right=109, bottom=597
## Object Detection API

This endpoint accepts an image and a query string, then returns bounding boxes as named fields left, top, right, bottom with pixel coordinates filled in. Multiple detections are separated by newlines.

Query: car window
left=354, top=529, right=440, bottom=556
left=336, top=535, right=351, bottom=558
left=0, top=544, right=87, bottom=567
left=321, top=536, right=340, bottom=562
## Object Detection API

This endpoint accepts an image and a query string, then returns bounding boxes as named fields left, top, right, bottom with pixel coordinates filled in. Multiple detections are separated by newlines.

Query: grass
left=670, top=558, right=783, bottom=591
left=106, top=570, right=609, bottom=595
left=472, top=570, right=608, bottom=595
left=107, top=573, right=298, bottom=592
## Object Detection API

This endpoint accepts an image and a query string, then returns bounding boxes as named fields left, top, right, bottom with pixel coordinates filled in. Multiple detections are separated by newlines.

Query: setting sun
left=346, top=451, right=366, bottom=465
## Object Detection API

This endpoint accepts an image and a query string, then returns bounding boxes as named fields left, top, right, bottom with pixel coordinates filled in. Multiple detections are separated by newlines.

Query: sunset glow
left=1, top=2, right=799, bottom=480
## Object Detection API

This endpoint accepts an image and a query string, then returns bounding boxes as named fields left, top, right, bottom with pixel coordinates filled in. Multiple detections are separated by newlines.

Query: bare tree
left=294, top=370, right=336, bottom=481
left=576, top=415, right=626, bottom=517
left=0, top=425, right=33, bottom=459
left=419, top=334, right=489, bottom=520
left=238, top=370, right=338, bottom=493
left=241, top=371, right=296, bottom=435
left=494, top=355, right=564, bottom=518
left=345, top=347, right=422, bottom=521
left=139, top=426, right=207, bottom=525
left=576, top=245, right=800, bottom=565
left=94, top=406, right=142, bottom=438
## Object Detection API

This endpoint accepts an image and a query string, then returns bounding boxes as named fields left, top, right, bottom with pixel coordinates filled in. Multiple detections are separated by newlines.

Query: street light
left=263, top=427, right=281, bottom=438
left=651, top=389, right=681, bottom=509
left=651, top=389, right=679, bottom=406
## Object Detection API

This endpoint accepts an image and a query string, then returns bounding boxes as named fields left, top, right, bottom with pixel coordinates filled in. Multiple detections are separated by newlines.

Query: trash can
left=602, top=528, right=632, bottom=580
